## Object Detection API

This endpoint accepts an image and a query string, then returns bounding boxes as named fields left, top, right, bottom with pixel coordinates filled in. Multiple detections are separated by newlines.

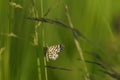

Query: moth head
left=59, top=44, right=64, bottom=50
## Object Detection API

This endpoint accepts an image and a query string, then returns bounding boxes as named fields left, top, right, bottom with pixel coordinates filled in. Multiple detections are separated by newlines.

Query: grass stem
left=40, top=0, right=48, bottom=80
left=65, top=5, right=90, bottom=80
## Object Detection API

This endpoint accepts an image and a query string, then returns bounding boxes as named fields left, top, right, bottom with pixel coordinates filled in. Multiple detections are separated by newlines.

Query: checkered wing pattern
left=45, top=44, right=64, bottom=62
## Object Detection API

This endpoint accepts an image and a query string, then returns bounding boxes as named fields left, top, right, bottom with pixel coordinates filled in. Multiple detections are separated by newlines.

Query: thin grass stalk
left=31, top=0, right=41, bottom=80
left=65, top=5, right=90, bottom=80
left=0, top=47, right=5, bottom=80
left=40, top=0, right=48, bottom=80
left=31, top=0, right=48, bottom=80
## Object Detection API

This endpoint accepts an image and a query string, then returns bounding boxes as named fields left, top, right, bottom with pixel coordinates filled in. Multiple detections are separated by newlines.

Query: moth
left=44, top=44, right=64, bottom=62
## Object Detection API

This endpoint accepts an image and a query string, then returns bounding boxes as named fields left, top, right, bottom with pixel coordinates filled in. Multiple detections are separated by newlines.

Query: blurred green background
left=0, top=0, right=120, bottom=80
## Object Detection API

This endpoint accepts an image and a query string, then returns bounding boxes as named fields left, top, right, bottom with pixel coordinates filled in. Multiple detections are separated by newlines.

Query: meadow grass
left=0, top=0, right=120, bottom=80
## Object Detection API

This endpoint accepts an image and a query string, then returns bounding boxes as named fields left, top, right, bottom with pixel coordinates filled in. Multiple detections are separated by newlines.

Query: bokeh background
left=0, top=0, right=120, bottom=80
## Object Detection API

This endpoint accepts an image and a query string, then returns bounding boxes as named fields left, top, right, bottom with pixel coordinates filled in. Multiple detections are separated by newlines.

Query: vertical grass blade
left=65, top=5, right=90, bottom=80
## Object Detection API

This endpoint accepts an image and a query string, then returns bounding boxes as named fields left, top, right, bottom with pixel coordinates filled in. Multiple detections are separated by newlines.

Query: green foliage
left=0, top=0, right=120, bottom=80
